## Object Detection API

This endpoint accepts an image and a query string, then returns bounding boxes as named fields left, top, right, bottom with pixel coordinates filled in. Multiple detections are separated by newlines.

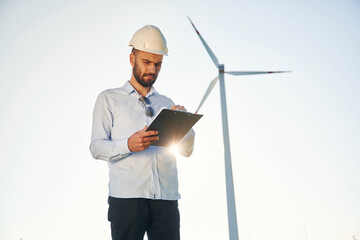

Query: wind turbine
left=187, top=16, right=290, bottom=240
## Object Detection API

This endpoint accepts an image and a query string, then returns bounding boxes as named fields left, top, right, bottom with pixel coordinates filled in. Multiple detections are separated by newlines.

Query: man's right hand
left=127, top=126, right=159, bottom=152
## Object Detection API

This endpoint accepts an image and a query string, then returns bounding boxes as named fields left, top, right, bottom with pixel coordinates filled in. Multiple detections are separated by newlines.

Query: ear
left=130, top=53, right=135, bottom=67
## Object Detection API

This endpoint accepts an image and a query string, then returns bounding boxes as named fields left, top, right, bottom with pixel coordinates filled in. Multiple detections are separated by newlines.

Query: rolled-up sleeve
left=89, top=92, right=131, bottom=161
left=177, top=128, right=195, bottom=158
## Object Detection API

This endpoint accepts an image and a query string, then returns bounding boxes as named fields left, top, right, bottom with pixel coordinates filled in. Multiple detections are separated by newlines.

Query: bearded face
left=131, top=50, right=163, bottom=88
left=133, top=59, right=158, bottom=87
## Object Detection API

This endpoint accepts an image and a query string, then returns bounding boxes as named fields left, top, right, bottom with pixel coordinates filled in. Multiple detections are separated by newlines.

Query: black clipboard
left=146, top=108, right=203, bottom=147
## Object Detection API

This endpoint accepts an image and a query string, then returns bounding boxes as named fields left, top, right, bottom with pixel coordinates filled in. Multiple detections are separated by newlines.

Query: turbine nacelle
left=218, top=64, right=225, bottom=73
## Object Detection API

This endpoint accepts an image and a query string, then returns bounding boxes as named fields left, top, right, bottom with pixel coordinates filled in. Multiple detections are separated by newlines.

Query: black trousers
left=108, top=197, right=180, bottom=240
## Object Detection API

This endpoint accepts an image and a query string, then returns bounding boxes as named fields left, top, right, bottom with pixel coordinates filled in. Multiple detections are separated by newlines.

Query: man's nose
left=148, top=63, right=156, bottom=73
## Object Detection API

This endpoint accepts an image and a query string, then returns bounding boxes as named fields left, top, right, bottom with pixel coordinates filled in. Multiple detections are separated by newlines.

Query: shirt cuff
left=114, top=137, right=131, bottom=155
left=183, top=128, right=195, bottom=141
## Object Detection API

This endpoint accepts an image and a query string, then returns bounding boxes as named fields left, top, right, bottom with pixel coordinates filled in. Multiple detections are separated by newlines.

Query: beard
left=133, top=61, right=158, bottom=88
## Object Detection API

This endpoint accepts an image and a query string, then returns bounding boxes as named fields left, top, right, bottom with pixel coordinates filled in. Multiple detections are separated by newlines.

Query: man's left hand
left=171, top=105, right=186, bottom=112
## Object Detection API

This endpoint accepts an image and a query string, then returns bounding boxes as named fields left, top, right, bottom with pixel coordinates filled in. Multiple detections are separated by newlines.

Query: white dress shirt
left=90, top=81, right=195, bottom=200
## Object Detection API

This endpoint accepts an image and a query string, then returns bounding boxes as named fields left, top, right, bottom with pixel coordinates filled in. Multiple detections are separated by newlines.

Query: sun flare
left=169, top=144, right=179, bottom=155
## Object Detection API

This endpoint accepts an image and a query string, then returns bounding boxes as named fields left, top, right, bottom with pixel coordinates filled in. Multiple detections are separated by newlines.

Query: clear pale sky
left=1, top=0, right=359, bottom=239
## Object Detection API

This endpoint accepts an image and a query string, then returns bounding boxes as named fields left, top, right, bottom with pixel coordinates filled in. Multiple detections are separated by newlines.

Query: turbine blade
left=195, top=76, right=219, bottom=114
left=225, top=71, right=291, bottom=76
left=187, top=16, right=219, bottom=68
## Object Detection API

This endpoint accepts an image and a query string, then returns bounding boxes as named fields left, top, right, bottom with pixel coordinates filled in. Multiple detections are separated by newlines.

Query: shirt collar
left=122, top=81, right=157, bottom=97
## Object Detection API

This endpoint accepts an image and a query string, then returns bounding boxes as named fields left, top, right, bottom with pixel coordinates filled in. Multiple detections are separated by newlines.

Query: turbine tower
left=188, top=16, right=290, bottom=240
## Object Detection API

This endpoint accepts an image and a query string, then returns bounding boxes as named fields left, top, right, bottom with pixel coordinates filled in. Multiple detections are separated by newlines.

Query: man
left=90, top=25, right=195, bottom=240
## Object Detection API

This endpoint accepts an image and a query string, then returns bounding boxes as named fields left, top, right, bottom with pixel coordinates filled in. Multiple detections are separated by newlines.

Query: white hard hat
left=129, top=25, right=168, bottom=56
